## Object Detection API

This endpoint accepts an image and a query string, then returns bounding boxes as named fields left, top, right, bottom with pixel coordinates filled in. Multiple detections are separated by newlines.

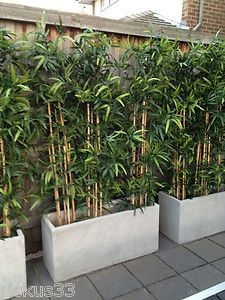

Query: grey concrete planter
left=0, top=230, right=27, bottom=300
left=42, top=204, right=159, bottom=282
left=159, top=191, right=225, bottom=244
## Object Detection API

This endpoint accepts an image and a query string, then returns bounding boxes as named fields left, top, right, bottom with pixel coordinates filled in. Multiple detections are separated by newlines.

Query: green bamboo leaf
left=14, top=128, right=22, bottom=142
left=34, top=56, right=45, bottom=72
left=10, top=64, right=16, bottom=82
left=96, top=85, right=108, bottom=97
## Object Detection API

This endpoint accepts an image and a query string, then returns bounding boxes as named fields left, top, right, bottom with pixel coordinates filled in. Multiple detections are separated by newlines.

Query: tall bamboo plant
left=0, top=28, right=41, bottom=238
left=167, top=39, right=225, bottom=199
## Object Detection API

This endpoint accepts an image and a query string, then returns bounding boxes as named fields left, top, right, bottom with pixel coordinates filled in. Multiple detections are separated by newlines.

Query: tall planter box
left=159, top=191, right=225, bottom=244
left=0, top=230, right=27, bottom=300
left=42, top=204, right=159, bottom=282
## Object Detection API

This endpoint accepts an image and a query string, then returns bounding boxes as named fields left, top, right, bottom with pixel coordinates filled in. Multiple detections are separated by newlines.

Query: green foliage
left=0, top=22, right=224, bottom=232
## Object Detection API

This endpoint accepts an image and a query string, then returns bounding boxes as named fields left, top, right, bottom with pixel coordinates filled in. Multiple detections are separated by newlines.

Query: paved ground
left=14, top=232, right=225, bottom=300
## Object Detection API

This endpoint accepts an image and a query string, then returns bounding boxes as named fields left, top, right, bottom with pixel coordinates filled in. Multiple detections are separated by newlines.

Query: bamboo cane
left=136, top=146, right=140, bottom=177
left=90, top=106, right=96, bottom=217
left=86, top=103, right=91, bottom=217
left=218, top=105, right=222, bottom=166
left=182, top=109, right=186, bottom=200
left=94, top=182, right=98, bottom=218
left=207, top=137, right=211, bottom=165
left=143, top=104, right=148, bottom=205
left=194, top=142, right=201, bottom=196
left=176, top=157, right=180, bottom=199
left=55, top=108, right=68, bottom=224
left=63, top=144, right=70, bottom=224
left=47, top=103, right=62, bottom=226
left=0, top=138, right=10, bottom=238
left=96, top=113, right=103, bottom=216
left=140, top=100, right=146, bottom=206
left=218, top=136, right=222, bottom=165
left=68, top=143, right=76, bottom=222
left=131, top=110, right=137, bottom=206
left=203, top=112, right=209, bottom=195
left=58, top=103, right=71, bottom=224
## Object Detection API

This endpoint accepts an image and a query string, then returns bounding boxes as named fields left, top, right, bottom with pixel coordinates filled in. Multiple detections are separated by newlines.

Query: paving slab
left=31, top=258, right=54, bottom=287
left=14, top=263, right=49, bottom=300
left=115, top=288, right=156, bottom=300
left=157, top=246, right=206, bottom=273
left=50, top=276, right=102, bottom=300
left=147, top=275, right=197, bottom=300
left=158, top=234, right=178, bottom=253
left=185, top=239, right=225, bottom=263
left=209, top=233, right=225, bottom=249
left=124, top=254, right=175, bottom=286
left=182, top=264, right=225, bottom=291
left=88, top=265, right=141, bottom=299
left=212, top=258, right=225, bottom=274
left=217, top=291, right=225, bottom=299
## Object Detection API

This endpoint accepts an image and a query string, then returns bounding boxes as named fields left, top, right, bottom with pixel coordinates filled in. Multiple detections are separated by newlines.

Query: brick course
left=182, top=0, right=225, bottom=33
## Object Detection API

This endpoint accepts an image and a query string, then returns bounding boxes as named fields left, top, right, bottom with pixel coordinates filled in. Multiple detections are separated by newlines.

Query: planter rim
left=43, top=203, right=159, bottom=232
left=160, top=191, right=225, bottom=204
left=0, top=228, right=24, bottom=241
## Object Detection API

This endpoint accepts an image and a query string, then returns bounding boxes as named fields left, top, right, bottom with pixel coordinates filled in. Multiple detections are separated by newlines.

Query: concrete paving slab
left=88, top=265, right=141, bottom=299
left=182, top=265, right=225, bottom=291
left=185, top=239, right=225, bottom=263
left=31, top=258, right=54, bottom=287
left=212, top=258, right=225, bottom=274
left=157, top=246, right=206, bottom=273
left=15, top=265, right=48, bottom=300
left=209, top=233, right=225, bottom=249
left=115, top=288, right=156, bottom=300
left=124, top=254, right=176, bottom=286
left=158, top=234, right=178, bottom=253
left=147, top=275, right=197, bottom=300
left=217, top=291, right=225, bottom=300
left=50, top=276, right=102, bottom=300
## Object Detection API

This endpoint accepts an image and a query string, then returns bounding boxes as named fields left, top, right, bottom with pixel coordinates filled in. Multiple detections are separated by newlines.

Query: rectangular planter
left=0, top=230, right=27, bottom=300
left=159, top=191, right=225, bottom=244
left=42, top=204, right=159, bottom=282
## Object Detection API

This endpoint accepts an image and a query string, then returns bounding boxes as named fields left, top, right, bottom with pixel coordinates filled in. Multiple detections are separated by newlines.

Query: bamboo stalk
left=144, top=108, right=148, bottom=205
left=131, top=110, right=137, bottom=206
left=55, top=108, right=68, bottom=224
left=68, top=143, right=76, bottom=222
left=94, top=182, right=98, bottom=218
left=218, top=105, right=222, bottom=165
left=96, top=113, right=103, bottom=216
left=140, top=100, right=146, bottom=206
left=47, top=103, right=62, bottom=226
left=182, top=109, right=186, bottom=200
left=182, top=159, right=186, bottom=200
left=218, top=136, right=222, bottom=165
left=86, top=103, right=91, bottom=217
left=58, top=103, right=71, bottom=224
left=194, top=142, right=201, bottom=196
left=136, top=146, right=141, bottom=177
left=173, top=155, right=177, bottom=197
left=90, top=106, right=96, bottom=217
left=176, top=158, right=180, bottom=199
left=0, top=138, right=10, bottom=238
left=207, top=137, right=211, bottom=164
left=63, top=145, right=70, bottom=224
left=204, top=112, right=209, bottom=195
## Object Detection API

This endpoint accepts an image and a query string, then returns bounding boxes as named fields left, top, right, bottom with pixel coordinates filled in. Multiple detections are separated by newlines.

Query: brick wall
left=182, top=0, right=225, bottom=33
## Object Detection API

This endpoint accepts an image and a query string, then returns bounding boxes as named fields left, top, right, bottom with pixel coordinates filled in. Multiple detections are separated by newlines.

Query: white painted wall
left=0, top=0, right=93, bottom=14
left=95, top=0, right=183, bottom=25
